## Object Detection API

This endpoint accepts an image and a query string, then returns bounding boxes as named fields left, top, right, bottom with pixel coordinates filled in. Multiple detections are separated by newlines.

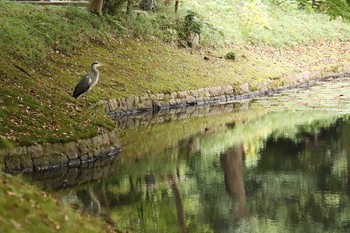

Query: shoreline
left=2, top=67, right=350, bottom=172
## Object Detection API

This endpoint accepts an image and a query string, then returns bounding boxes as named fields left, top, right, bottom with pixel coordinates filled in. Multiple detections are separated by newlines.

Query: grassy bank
left=0, top=172, right=114, bottom=233
left=1, top=0, right=350, bottom=148
left=2, top=1, right=350, bottom=232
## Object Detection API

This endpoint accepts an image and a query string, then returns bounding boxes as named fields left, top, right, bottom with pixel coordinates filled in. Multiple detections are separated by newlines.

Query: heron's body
left=72, top=61, right=101, bottom=99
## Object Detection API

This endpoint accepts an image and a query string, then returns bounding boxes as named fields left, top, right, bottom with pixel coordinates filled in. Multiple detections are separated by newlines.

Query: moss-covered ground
left=3, top=34, right=350, bottom=148
left=0, top=172, right=115, bottom=233
left=2, top=0, right=350, bottom=232
left=1, top=1, right=350, bottom=148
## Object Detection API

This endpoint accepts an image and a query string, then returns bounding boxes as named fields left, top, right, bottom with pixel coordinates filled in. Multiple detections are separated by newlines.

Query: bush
left=226, top=51, right=236, bottom=60
left=178, top=10, right=203, bottom=47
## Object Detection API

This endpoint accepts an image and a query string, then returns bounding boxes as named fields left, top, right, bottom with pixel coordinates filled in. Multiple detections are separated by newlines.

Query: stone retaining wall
left=102, top=67, right=350, bottom=117
left=1, top=130, right=120, bottom=172
left=2, top=66, right=350, bottom=173
left=113, top=102, right=245, bottom=128
left=22, top=154, right=119, bottom=190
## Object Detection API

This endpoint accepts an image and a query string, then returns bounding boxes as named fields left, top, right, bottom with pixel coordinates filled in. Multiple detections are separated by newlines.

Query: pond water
left=24, top=77, right=350, bottom=232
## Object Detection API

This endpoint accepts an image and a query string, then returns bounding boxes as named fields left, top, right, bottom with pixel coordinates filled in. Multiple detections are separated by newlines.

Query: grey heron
left=72, top=61, right=102, bottom=106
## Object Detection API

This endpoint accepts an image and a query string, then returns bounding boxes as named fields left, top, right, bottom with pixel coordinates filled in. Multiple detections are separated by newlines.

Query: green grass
left=0, top=172, right=114, bottom=233
left=178, top=0, right=350, bottom=47
left=0, top=2, right=114, bottom=62
left=2, top=1, right=350, bottom=232
left=1, top=0, right=350, bottom=148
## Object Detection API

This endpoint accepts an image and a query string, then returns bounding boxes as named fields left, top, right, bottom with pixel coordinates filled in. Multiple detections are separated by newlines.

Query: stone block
left=27, top=144, right=44, bottom=158
left=92, top=135, right=104, bottom=148
left=77, top=138, right=93, bottom=155
left=104, top=104, right=110, bottom=113
left=186, top=96, right=196, bottom=105
left=196, top=97, right=205, bottom=106
left=50, top=155, right=69, bottom=167
left=108, top=99, right=116, bottom=111
left=208, top=86, right=222, bottom=97
left=138, top=96, right=152, bottom=109
left=170, top=92, right=177, bottom=99
left=126, top=96, right=135, bottom=109
left=9, top=146, right=27, bottom=157
left=169, top=99, right=177, bottom=106
left=112, top=98, right=119, bottom=109
left=240, top=83, right=250, bottom=93
left=68, top=158, right=81, bottom=168
left=190, top=90, right=199, bottom=97
left=177, top=91, right=188, bottom=98
left=101, top=132, right=111, bottom=146
left=33, top=156, right=50, bottom=171
left=134, top=96, right=140, bottom=106
left=20, top=155, right=33, bottom=170
left=258, top=81, right=269, bottom=92
left=222, top=85, right=234, bottom=95
left=5, top=156, right=21, bottom=171
left=118, top=98, right=127, bottom=110
left=156, top=93, right=165, bottom=100
left=42, top=143, right=60, bottom=157
left=220, top=95, right=227, bottom=102
left=108, top=131, right=118, bottom=145
left=61, top=141, right=79, bottom=160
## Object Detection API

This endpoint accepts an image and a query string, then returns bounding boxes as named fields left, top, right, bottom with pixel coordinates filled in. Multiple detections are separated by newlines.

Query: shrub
left=226, top=51, right=236, bottom=60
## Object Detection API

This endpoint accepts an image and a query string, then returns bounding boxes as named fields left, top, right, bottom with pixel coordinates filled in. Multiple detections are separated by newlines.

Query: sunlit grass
left=181, top=0, right=350, bottom=47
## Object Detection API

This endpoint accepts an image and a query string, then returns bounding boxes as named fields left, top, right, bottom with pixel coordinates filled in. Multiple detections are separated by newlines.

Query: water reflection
left=23, top=78, right=350, bottom=232
left=221, top=145, right=246, bottom=219
left=46, top=114, right=350, bottom=233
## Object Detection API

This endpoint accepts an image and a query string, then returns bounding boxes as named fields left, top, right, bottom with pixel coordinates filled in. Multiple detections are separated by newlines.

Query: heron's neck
left=91, top=65, right=99, bottom=77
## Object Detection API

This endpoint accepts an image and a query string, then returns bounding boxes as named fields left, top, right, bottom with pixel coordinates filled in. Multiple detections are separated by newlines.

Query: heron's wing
left=72, top=74, right=92, bottom=98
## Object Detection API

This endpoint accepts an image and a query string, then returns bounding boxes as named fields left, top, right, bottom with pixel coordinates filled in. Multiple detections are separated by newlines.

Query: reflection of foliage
left=57, top=80, right=350, bottom=232
left=243, top=140, right=263, bottom=168
left=199, top=110, right=339, bottom=160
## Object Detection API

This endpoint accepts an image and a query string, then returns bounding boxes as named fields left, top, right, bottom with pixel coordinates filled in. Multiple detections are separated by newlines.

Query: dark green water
left=25, top=78, right=350, bottom=233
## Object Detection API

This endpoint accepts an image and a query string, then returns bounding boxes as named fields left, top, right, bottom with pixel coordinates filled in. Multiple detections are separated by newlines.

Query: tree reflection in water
left=220, top=145, right=246, bottom=219
left=23, top=78, right=350, bottom=233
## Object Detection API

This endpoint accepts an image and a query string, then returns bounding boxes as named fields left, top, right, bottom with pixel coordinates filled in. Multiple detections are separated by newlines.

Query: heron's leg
left=85, top=95, right=89, bottom=108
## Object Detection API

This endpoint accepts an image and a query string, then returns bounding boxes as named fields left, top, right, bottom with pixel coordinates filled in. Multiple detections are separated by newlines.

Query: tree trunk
left=126, top=0, right=134, bottom=14
left=175, top=0, right=179, bottom=13
left=220, top=145, right=247, bottom=218
left=167, top=173, right=186, bottom=233
left=89, top=0, right=103, bottom=15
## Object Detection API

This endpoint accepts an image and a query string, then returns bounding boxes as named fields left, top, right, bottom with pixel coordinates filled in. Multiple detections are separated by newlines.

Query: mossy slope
left=0, top=172, right=114, bottom=233
left=1, top=1, right=350, bottom=149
